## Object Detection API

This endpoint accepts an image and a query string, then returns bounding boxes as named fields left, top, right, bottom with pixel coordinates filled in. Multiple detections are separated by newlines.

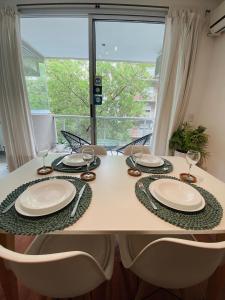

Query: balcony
left=31, top=112, right=153, bottom=153
left=0, top=112, right=152, bottom=177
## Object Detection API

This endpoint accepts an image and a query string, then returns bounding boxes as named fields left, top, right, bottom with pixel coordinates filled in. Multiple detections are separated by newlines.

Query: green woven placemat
left=0, top=176, right=92, bottom=235
left=126, top=156, right=173, bottom=174
left=52, top=156, right=101, bottom=173
left=136, top=175, right=223, bottom=230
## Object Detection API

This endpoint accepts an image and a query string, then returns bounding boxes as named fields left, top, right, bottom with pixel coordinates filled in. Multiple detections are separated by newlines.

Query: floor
left=1, top=235, right=225, bottom=300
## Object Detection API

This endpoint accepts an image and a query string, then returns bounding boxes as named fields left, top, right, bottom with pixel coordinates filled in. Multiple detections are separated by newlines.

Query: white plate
left=137, top=154, right=164, bottom=167
left=15, top=179, right=76, bottom=217
left=149, top=179, right=205, bottom=212
left=62, top=153, right=94, bottom=167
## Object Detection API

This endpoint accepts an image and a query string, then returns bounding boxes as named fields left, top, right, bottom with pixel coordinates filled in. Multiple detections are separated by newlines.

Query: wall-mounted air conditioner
left=209, top=0, right=225, bottom=35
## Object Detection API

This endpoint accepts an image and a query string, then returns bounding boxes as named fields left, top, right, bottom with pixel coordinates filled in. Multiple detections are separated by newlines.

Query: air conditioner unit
left=209, top=0, right=225, bottom=35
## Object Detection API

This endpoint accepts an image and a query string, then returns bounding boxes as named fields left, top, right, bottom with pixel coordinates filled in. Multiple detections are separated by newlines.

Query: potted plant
left=169, top=122, right=208, bottom=160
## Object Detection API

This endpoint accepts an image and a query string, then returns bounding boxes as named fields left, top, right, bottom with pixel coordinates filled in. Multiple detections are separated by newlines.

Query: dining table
left=1, top=154, right=225, bottom=235
left=1, top=154, right=225, bottom=300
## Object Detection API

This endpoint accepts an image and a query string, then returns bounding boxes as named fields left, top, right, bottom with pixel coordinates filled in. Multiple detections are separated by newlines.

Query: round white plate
left=149, top=179, right=205, bottom=212
left=15, top=179, right=76, bottom=217
left=137, top=154, right=164, bottom=167
left=62, top=153, right=94, bottom=167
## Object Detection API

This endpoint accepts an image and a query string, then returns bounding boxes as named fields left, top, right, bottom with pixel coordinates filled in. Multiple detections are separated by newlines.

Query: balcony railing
left=31, top=112, right=153, bottom=151
left=53, top=114, right=153, bottom=147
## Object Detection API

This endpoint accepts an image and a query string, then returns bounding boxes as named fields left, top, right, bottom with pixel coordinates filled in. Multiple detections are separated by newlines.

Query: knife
left=2, top=200, right=17, bottom=214
left=70, top=184, right=86, bottom=217
left=56, top=156, right=66, bottom=166
left=129, top=156, right=136, bottom=168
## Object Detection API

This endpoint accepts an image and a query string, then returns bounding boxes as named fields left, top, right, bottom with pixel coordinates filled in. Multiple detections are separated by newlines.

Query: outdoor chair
left=61, top=130, right=91, bottom=153
left=116, top=133, right=152, bottom=155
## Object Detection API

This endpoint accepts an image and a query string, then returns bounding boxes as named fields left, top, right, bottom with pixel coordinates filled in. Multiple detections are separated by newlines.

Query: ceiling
left=21, top=17, right=165, bottom=63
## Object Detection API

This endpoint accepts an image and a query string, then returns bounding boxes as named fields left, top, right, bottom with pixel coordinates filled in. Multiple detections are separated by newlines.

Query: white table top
left=1, top=154, right=225, bottom=235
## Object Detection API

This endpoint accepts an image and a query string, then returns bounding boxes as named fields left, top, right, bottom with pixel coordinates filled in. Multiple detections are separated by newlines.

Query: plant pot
left=174, top=150, right=187, bottom=158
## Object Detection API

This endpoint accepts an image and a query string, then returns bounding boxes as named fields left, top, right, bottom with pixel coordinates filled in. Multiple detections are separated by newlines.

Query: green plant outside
left=26, top=59, right=156, bottom=144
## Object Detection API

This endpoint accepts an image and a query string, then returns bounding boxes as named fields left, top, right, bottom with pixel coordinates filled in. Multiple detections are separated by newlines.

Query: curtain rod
left=16, top=3, right=169, bottom=10
left=16, top=3, right=211, bottom=15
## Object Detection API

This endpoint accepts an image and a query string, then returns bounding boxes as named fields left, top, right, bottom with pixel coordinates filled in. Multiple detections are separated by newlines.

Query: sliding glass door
left=21, top=17, right=91, bottom=151
left=94, top=19, right=165, bottom=149
left=21, top=14, right=165, bottom=152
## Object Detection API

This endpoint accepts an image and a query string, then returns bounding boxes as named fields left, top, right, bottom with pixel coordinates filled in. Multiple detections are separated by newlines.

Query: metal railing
left=53, top=114, right=153, bottom=147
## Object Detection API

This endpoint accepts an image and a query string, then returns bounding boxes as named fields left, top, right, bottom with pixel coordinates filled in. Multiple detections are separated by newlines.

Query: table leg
left=0, top=234, right=19, bottom=300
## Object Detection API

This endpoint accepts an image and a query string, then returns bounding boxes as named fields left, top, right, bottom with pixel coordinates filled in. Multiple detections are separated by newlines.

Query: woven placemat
left=0, top=176, right=92, bottom=235
left=126, top=156, right=173, bottom=174
left=52, top=156, right=101, bottom=173
left=136, top=175, right=223, bottom=230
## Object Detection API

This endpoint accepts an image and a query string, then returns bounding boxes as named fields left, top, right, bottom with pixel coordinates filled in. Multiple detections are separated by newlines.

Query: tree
left=26, top=59, right=154, bottom=143
left=45, top=59, right=153, bottom=143
left=25, top=64, right=49, bottom=110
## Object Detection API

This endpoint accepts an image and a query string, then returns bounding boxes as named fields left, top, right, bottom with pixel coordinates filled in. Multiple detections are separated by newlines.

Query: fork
left=138, top=182, right=158, bottom=210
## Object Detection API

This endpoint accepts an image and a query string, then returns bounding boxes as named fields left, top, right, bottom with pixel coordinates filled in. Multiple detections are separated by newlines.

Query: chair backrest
left=116, top=134, right=152, bottom=154
left=61, top=131, right=91, bottom=153
left=130, top=238, right=225, bottom=289
left=0, top=245, right=107, bottom=298
left=79, top=145, right=107, bottom=155
left=123, top=145, right=151, bottom=156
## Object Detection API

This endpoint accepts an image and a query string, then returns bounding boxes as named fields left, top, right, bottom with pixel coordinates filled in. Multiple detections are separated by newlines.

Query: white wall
left=190, top=34, right=225, bottom=182
left=184, top=28, right=214, bottom=124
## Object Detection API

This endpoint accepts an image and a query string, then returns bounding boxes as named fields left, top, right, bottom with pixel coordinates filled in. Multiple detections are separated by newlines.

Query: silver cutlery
left=138, top=182, right=158, bottom=210
left=2, top=200, right=16, bottom=214
left=130, top=156, right=136, bottom=168
left=70, top=184, right=87, bottom=217
left=60, top=166, right=82, bottom=171
left=56, top=157, right=65, bottom=166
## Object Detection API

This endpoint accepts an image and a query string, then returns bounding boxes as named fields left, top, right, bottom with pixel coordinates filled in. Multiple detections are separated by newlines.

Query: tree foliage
left=26, top=59, right=154, bottom=143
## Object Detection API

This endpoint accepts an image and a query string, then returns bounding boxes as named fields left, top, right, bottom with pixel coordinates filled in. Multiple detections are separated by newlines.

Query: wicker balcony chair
left=61, top=130, right=91, bottom=153
left=116, top=133, right=152, bottom=155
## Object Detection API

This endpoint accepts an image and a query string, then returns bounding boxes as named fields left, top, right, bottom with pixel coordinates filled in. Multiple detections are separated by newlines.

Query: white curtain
left=152, top=8, right=205, bottom=155
left=0, top=7, right=36, bottom=171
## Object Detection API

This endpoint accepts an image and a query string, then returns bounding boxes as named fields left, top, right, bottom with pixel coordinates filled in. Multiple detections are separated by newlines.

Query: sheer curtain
left=152, top=8, right=205, bottom=155
left=0, top=7, right=36, bottom=171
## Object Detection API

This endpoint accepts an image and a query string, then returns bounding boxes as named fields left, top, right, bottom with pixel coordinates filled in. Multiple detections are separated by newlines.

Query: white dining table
left=1, top=154, right=225, bottom=235
left=1, top=154, right=225, bottom=300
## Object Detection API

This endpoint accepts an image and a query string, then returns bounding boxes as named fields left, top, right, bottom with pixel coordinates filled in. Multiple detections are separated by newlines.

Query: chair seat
left=126, top=234, right=195, bottom=261
left=26, top=235, right=110, bottom=270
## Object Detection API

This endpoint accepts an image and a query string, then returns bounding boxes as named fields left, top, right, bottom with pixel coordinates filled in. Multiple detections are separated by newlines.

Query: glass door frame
left=88, top=14, right=165, bottom=145
left=20, top=9, right=165, bottom=145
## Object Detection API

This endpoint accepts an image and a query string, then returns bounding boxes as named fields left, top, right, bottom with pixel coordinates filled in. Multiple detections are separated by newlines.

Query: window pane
left=95, top=21, right=165, bottom=149
left=21, top=17, right=90, bottom=151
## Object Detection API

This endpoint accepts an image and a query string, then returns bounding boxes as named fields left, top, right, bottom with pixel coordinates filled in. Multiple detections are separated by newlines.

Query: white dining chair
left=79, top=145, right=107, bottom=155
left=118, top=234, right=225, bottom=290
left=0, top=234, right=115, bottom=298
left=123, top=145, right=151, bottom=156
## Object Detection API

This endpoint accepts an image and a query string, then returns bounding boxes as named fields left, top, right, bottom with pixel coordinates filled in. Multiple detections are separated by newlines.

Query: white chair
left=0, top=234, right=115, bottom=298
left=118, top=234, right=225, bottom=289
left=79, top=145, right=107, bottom=155
left=123, top=145, right=151, bottom=156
